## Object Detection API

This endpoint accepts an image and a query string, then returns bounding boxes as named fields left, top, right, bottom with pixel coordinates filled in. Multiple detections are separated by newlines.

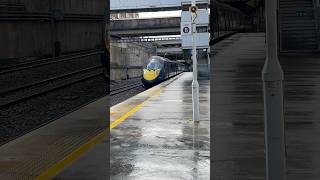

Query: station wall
left=0, top=0, right=105, bottom=14
left=110, top=42, right=156, bottom=81
left=0, top=0, right=106, bottom=60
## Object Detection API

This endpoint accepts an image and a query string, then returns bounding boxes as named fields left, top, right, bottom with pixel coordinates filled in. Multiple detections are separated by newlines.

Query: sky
left=139, top=11, right=181, bottom=18
left=139, top=9, right=210, bottom=18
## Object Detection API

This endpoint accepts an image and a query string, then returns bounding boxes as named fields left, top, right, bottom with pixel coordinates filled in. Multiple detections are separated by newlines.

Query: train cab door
left=165, top=62, right=170, bottom=78
left=163, top=62, right=167, bottom=78
left=160, top=62, right=165, bottom=79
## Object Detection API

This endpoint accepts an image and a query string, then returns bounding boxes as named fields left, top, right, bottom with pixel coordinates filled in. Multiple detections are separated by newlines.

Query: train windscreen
left=146, top=61, right=162, bottom=69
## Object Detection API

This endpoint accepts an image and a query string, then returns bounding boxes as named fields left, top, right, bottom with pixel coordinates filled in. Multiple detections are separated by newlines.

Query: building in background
left=110, top=12, right=139, bottom=19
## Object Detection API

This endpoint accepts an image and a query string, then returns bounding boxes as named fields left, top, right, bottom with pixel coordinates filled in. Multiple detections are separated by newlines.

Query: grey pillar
left=262, top=0, right=286, bottom=179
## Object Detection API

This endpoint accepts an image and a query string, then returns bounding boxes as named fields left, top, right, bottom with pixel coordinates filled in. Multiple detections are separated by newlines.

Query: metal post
left=191, top=0, right=200, bottom=123
left=262, top=0, right=286, bottom=179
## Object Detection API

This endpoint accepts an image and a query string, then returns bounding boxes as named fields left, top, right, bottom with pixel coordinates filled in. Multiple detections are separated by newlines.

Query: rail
left=0, top=49, right=104, bottom=75
left=0, top=65, right=103, bottom=108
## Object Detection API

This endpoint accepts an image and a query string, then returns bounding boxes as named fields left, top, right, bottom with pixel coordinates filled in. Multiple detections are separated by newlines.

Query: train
left=142, top=56, right=186, bottom=87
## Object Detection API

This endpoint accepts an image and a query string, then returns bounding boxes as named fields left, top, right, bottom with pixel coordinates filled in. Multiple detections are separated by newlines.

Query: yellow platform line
left=110, top=88, right=163, bottom=130
left=35, top=130, right=107, bottom=180
left=110, top=99, right=149, bottom=129
left=36, top=88, right=163, bottom=179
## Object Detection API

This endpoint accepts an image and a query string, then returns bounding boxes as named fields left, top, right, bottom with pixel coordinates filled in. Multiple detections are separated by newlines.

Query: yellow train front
left=142, top=56, right=185, bottom=87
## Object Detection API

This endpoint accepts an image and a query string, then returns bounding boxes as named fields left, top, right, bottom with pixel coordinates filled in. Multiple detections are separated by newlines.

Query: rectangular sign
left=181, top=22, right=192, bottom=35
left=181, top=33, right=210, bottom=49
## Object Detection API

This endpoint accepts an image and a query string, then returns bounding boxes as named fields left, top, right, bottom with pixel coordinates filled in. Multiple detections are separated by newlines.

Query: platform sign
left=181, top=22, right=192, bottom=35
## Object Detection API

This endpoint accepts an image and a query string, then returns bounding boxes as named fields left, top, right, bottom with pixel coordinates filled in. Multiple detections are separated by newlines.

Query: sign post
left=262, top=0, right=286, bottom=179
left=191, top=0, right=200, bottom=124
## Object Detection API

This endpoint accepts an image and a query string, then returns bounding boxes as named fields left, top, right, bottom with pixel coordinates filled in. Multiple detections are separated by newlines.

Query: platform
left=110, top=72, right=210, bottom=179
left=0, top=96, right=108, bottom=179
left=211, top=33, right=320, bottom=179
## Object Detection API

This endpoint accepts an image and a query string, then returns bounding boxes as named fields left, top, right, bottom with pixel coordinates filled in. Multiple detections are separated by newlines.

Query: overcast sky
left=139, top=9, right=210, bottom=18
left=139, top=11, right=181, bottom=18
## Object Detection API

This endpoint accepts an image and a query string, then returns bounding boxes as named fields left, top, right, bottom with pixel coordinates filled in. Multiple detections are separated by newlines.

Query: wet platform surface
left=110, top=73, right=210, bottom=180
left=211, top=33, right=320, bottom=179
left=54, top=138, right=108, bottom=180
left=0, top=97, right=107, bottom=179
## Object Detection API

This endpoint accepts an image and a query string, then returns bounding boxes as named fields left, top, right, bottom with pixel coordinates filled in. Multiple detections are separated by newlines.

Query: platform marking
left=35, top=88, right=164, bottom=179
left=35, top=130, right=107, bottom=180
left=110, top=89, right=163, bottom=129
left=35, top=74, right=183, bottom=179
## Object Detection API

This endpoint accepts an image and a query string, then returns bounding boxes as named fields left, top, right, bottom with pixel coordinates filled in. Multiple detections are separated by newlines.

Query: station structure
left=0, top=0, right=320, bottom=179
left=110, top=0, right=320, bottom=179
left=109, top=0, right=210, bottom=179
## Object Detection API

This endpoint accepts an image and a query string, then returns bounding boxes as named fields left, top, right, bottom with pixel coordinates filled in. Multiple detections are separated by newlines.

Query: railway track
left=0, top=51, right=106, bottom=145
left=110, top=82, right=143, bottom=96
left=110, top=78, right=146, bottom=106
left=0, top=49, right=104, bottom=75
left=0, top=65, right=104, bottom=108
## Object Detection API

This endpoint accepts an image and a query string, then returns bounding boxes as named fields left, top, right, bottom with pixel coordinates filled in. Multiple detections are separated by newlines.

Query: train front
left=142, top=59, right=162, bottom=87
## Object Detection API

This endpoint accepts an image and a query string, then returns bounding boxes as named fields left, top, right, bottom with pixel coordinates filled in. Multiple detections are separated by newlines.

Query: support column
left=262, top=0, right=286, bottom=179
left=191, top=0, right=200, bottom=123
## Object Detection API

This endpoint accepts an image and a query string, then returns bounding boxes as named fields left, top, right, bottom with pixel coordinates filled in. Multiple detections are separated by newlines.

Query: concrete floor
left=0, top=97, right=107, bottom=179
left=110, top=73, right=210, bottom=180
left=211, top=33, right=320, bottom=179
left=54, top=138, right=109, bottom=180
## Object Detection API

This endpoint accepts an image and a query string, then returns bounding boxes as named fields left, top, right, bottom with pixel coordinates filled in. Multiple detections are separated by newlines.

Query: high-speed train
left=142, top=56, right=186, bottom=87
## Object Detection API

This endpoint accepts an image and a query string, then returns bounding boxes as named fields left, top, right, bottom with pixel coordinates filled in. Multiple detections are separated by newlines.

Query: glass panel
left=146, top=62, right=161, bottom=69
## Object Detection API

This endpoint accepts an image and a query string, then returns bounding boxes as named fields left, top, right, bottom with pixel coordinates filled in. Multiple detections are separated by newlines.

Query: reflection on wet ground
left=110, top=73, right=210, bottom=180
left=212, top=33, right=320, bottom=179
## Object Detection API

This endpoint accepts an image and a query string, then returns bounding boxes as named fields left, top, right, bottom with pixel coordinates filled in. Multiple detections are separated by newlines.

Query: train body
left=142, top=56, right=186, bottom=87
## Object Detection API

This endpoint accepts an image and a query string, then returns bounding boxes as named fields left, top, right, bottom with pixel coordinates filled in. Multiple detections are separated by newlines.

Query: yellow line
left=110, top=89, right=163, bottom=130
left=35, top=130, right=107, bottom=180
left=110, top=98, right=149, bottom=129
left=36, top=88, right=163, bottom=179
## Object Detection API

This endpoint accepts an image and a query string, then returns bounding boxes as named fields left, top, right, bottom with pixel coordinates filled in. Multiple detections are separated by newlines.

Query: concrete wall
left=111, top=17, right=180, bottom=31
left=0, top=0, right=106, bottom=60
left=0, top=0, right=105, bottom=14
left=110, top=42, right=156, bottom=80
left=0, top=21, right=52, bottom=60
left=110, top=17, right=181, bottom=36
